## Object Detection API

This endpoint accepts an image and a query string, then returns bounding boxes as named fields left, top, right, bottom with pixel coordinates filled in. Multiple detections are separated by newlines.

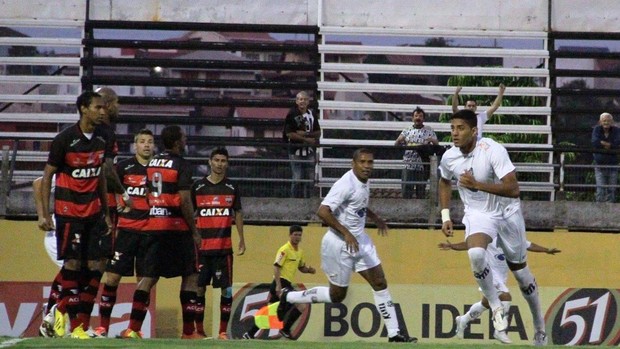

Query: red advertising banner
left=0, top=282, right=156, bottom=338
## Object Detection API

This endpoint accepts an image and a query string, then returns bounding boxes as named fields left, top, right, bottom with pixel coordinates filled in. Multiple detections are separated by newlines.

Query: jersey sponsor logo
left=126, top=186, right=147, bottom=197
left=225, top=183, right=235, bottom=190
left=71, top=167, right=101, bottom=179
left=199, top=208, right=230, bottom=217
left=148, top=158, right=174, bottom=168
left=149, top=207, right=171, bottom=216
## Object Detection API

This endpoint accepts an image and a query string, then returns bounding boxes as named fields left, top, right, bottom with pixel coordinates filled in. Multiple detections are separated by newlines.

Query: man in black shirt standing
left=283, top=91, right=320, bottom=198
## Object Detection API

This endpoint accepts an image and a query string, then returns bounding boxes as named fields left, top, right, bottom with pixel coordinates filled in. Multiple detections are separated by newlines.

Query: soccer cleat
left=276, top=288, right=292, bottom=321
left=533, top=330, right=548, bottom=346
left=39, top=310, right=55, bottom=337
left=242, top=332, right=254, bottom=340
left=120, top=328, right=143, bottom=339
left=218, top=332, right=228, bottom=340
left=388, top=332, right=418, bottom=343
left=279, top=329, right=293, bottom=340
left=493, top=330, right=513, bottom=344
left=52, top=304, right=68, bottom=338
left=181, top=332, right=207, bottom=339
left=88, top=326, right=108, bottom=338
left=70, top=324, right=91, bottom=339
left=455, top=315, right=468, bottom=339
left=492, top=306, right=508, bottom=332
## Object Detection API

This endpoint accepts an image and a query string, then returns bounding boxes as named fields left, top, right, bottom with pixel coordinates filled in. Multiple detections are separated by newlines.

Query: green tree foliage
left=442, top=75, right=548, bottom=162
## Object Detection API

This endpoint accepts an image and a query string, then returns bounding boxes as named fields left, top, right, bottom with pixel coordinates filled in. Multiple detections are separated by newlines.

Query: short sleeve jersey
left=274, top=241, right=305, bottom=283
left=47, top=123, right=106, bottom=221
left=116, top=156, right=149, bottom=231
left=399, top=125, right=437, bottom=170
left=144, top=151, right=193, bottom=234
left=439, top=138, right=515, bottom=218
left=321, top=169, right=369, bottom=237
left=191, top=177, right=242, bottom=255
left=476, top=112, right=521, bottom=216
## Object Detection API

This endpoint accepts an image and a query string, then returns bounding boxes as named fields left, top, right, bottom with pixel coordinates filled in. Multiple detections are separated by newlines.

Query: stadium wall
left=5, top=0, right=620, bottom=33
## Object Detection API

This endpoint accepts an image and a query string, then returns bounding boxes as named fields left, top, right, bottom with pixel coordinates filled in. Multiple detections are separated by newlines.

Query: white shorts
left=320, top=230, right=381, bottom=287
left=44, top=230, right=63, bottom=269
left=497, top=209, right=528, bottom=264
left=462, top=211, right=501, bottom=241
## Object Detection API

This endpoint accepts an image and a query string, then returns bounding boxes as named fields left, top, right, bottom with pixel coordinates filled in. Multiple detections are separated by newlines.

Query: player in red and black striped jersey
left=40, top=90, right=112, bottom=338
left=96, top=129, right=154, bottom=337
left=121, top=125, right=201, bottom=340
left=191, top=147, right=246, bottom=339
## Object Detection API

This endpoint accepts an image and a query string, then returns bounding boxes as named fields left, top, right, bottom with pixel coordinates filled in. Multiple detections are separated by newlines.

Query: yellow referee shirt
left=273, top=241, right=305, bottom=283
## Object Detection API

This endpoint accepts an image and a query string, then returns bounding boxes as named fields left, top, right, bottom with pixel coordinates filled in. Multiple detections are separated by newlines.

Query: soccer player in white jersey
left=439, top=239, right=560, bottom=344
left=438, top=109, right=519, bottom=335
left=473, top=106, right=549, bottom=346
left=276, top=148, right=416, bottom=343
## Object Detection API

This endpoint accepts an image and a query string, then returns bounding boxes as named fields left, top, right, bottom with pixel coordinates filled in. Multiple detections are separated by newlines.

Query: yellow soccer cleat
left=70, top=324, right=91, bottom=339
left=52, top=304, right=68, bottom=338
left=120, top=328, right=143, bottom=339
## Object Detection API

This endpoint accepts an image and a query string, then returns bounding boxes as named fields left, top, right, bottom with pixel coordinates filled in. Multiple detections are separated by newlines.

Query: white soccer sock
left=513, top=266, right=544, bottom=331
left=468, top=247, right=501, bottom=310
left=465, top=301, right=488, bottom=321
left=501, top=301, right=512, bottom=319
left=286, top=286, right=332, bottom=304
left=373, top=288, right=400, bottom=338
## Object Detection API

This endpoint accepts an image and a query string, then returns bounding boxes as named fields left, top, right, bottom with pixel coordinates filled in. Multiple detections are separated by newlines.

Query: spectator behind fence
left=591, top=112, right=620, bottom=203
left=394, top=107, right=438, bottom=199
left=283, top=91, right=320, bottom=198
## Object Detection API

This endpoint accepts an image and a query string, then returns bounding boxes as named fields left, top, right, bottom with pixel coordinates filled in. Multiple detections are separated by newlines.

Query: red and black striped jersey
left=94, top=123, right=119, bottom=208
left=116, top=156, right=149, bottom=231
left=47, top=123, right=105, bottom=221
left=191, top=177, right=242, bottom=255
left=144, top=151, right=193, bottom=234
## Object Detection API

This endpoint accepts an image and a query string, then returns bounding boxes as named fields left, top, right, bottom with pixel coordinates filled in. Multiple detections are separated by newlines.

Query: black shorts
left=156, top=232, right=198, bottom=279
left=267, top=278, right=293, bottom=303
left=55, top=216, right=101, bottom=261
left=197, top=254, right=233, bottom=288
left=94, top=210, right=118, bottom=259
left=105, top=228, right=148, bottom=277
left=138, top=234, right=160, bottom=278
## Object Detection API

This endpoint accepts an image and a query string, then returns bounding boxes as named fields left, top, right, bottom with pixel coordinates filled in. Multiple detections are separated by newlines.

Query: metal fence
left=1, top=140, right=618, bottom=204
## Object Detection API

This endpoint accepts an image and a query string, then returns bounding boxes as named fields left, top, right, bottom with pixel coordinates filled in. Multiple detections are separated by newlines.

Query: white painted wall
left=1, top=0, right=617, bottom=33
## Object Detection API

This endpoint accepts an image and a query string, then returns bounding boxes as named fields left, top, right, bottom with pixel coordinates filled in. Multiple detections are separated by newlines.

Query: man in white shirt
left=276, top=148, right=416, bottom=343
left=438, top=109, right=518, bottom=335
left=452, top=84, right=506, bottom=128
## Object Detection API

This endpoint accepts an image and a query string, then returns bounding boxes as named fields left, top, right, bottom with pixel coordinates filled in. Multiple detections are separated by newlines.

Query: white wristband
left=121, top=191, right=130, bottom=201
left=441, top=208, right=451, bottom=223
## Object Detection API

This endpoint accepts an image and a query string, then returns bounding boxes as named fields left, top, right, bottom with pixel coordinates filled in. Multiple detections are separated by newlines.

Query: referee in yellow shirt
left=243, top=225, right=316, bottom=340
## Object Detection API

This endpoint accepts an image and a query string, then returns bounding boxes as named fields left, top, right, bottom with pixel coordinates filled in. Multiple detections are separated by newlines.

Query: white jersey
left=321, top=169, right=369, bottom=237
left=476, top=111, right=488, bottom=140
left=476, top=112, right=521, bottom=217
left=439, top=138, right=515, bottom=218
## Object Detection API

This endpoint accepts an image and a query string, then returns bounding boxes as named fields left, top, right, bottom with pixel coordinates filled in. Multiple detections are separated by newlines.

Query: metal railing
left=2, top=138, right=616, bottom=203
